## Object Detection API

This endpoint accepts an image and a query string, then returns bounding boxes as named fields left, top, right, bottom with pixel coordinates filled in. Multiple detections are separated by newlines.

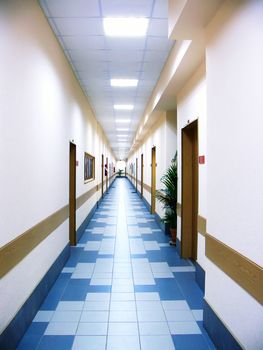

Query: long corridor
left=18, top=178, right=215, bottom=350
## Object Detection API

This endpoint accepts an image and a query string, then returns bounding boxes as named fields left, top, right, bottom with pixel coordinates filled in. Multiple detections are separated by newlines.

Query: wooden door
left=69, top=142, right=76, bottom=246
left=141, top=153, right=144, bottom=198
left=136, top=158, right=138, bottom=192
left=106, top=157, right=108, bottom=193
left=181, top=120, right=198, bottom=260
left=101, top=154, right=104, bottom=198
left=151, top=147, right=156, bottom=214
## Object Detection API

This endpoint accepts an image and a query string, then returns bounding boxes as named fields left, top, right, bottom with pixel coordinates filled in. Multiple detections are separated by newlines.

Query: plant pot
left=169, top=228, right=177, bottom=246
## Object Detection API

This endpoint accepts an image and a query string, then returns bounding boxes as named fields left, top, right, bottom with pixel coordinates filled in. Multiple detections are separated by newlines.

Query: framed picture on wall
left=84, top=152, right=95, bottom=182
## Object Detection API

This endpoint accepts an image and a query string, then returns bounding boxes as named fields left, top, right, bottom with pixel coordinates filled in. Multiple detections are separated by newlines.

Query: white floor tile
left=76, top=323, right=108, bottom=335
left=80, top=311, right=109, bottom=323
left=109, top=310, right=137, bottom=322
left=162, top=300, right=190, bottom=311
left=137, top=309, right=166, bottom=322
left=168, top=321, right=201, bottom=334
left=170, top=266, right=196, bottom=272
left=83, top=301, right=110, bottom=311
left=33, top=311, right=54, bottom=322
left=85, top=293, right=110, bottom=301
left=135, top=292, right=160, bottom=301
left=108, top=322, right=138, bottom=335
left=140, top=335, right=175, bottom=350
left=110, top=301, right=136, bottom=311
left=139, top=322, right=170, bottom=335
left=136, top=301, right=163, bottom=311
left=107, top=335, right=140, bottom=350
left=90, top=278, right=112, bottom=285
left=56, top=301, right=84, bottom=311
left=44, top=322, right=78, bottom=335
left=72, top=336, right=106, bottom=350
left=51, top=310, right=81, bottom=322
left=111, top=293, right=135, bottom=301
left=192, top=309, right=203, bottom=321
left=165, top=310, right=195, bottom=322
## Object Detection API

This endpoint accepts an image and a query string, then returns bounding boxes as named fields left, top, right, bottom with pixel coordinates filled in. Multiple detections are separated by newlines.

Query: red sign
left=199, top=155, right=205, bottom=164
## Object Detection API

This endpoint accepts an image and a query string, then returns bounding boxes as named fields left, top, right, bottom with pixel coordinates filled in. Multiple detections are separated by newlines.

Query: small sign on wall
left=199, top=155, right=205, bottom=164
left=76, top=160, right=79, bottom=166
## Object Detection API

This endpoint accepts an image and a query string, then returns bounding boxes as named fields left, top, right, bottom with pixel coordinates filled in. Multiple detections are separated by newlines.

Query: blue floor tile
left=17, top=178, right=216, bottom=350
left=172, top=335, right=211, bottom=350
left=17, top=323, right=48, bottom=350
left=37, top=336, right=74, bottom=350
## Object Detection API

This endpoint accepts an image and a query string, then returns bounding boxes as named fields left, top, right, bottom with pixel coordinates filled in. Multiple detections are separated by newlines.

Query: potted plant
left=156, top=153, right=177, bottom=245
left=117, top=169, right=124, bottom=177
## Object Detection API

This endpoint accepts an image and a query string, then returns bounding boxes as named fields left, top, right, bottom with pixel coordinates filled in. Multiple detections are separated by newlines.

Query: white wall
left=0, top=0, right=115, bottom=333
left=176, top=63, right=207, bottom=264
left=206, top=1, right=263, bottom=348
left=128, top=111, right=177, bottom=218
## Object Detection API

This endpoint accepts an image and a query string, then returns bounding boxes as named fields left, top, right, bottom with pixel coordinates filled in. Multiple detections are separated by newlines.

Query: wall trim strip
left=0, top=204, right=69, bottom=278
left=0, top=179, right=114, bottom=278
left=206, top=233, right=263, bottom=304
left=76, top=186, right=97, bottom=209
left=143, top=182, right=151, bottom=193
left=197, top=215, right=206, bottom=236
left=176, top=202, right=181, bottom=217
left=0, top=243, right=70, bottom=349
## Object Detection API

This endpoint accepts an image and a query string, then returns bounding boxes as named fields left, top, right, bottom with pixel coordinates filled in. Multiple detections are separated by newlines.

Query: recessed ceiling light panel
left=114, top=105, right=134, bottom=110
left=111, top=79, right=138, bottom=87
left=103, top=17, right=149, bottom=37
left=116, top=119, right=131, bottom=123
left=117, top=128, right=129, bottom=131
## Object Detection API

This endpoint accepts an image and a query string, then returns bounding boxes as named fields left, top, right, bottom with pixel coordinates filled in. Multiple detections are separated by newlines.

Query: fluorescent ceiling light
left=103, top=17, right=149, bottom=37
left=117, top=128, right=129, bottom=131
left=116, top=119, right=131, bottom=123
left=111, top=79, right=138, bottom=87
left=117, top=135, right=128, bottom=137
left=114, top=104, right=134, bottom=110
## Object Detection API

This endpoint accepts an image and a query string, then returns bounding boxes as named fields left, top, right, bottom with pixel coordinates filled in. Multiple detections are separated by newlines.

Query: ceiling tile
left=101, top=0, right=153, bottom=17
left=66, top=49, right=108, bottom=62
left=144, top=50, right=168, bottom=63
left=74, top=61, right=108, bottom=72
left=61, top=36, right=105, bottom=50
left=39, top=0, right=171, bottom=159
left=152, top=0, right=168, bottom=19
left=54, top=18, right=103, bottom=36
left=148, top=19, right=168, bottom=37
left=43, top=0, right=100, bottom=17
left=109, top=62, right=141, bottom=73
left=106, top=38, right=146, bottom=51
left=108, top=50, right=144, bottom=62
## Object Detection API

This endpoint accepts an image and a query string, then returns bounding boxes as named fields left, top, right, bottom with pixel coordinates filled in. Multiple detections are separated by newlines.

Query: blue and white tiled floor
left=18, top=178, right=216, bottom=350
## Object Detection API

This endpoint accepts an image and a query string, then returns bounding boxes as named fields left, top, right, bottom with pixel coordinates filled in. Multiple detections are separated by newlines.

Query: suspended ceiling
left=39, top=0, right=174, bottom=160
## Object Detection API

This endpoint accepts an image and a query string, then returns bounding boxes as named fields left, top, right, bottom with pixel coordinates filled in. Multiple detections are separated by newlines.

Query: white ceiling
left=39, top=0, right=174, bottom=160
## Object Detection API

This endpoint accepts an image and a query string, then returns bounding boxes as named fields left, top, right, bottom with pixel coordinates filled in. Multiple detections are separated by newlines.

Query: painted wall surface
left=0, top=0, right=115, bottom=333
left=206, top=1, right=263, bottom=348
left=176, top=63, right=207, bottom=268
left=128, top=111, right=177, bottom=218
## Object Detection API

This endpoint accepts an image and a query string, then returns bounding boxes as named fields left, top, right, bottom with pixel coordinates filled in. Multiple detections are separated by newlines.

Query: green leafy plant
left=117, top=169, right=124, bottom=177
left=156, top=153, right=177, bottom=229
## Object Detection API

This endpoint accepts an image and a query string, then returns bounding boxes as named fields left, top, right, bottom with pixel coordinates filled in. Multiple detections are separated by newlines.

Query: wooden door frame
left=181, top=120, right=198, bottom=260
left=141, top=153, right=144, bottom=198
left=106, top=157, right=108, bottom=193
left=69, top=142, right=76, bottom=246
left=101, top=154, right=104, bottom=198
left=151, top=146, right=156, bottom=214
left=135, top=158, right=138, bottom=192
